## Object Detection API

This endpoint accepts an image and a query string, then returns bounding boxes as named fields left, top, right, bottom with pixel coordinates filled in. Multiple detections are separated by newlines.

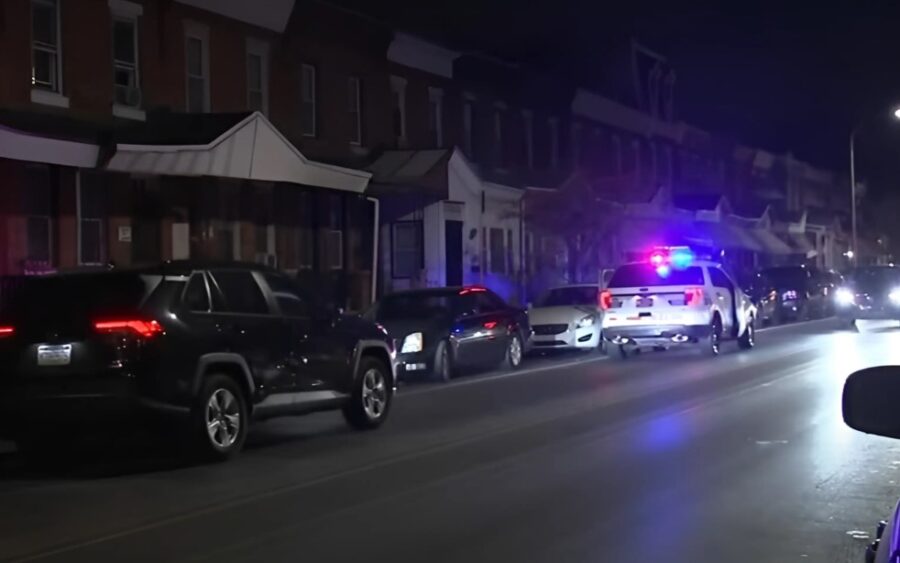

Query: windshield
left=608, top=265, right=705, bottom=288
left=371, top=291, right=457, bottom=321
left=846, top=267, right=900, bottom=291
left=537, top=287, right=598, bottom=307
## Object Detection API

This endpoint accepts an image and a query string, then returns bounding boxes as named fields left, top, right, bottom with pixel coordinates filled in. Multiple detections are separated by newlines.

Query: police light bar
left=647, top=246, right=696, bottom=271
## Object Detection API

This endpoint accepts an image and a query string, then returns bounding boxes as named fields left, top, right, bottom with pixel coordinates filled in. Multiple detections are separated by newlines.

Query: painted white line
left=401, top=354, right=609, bottom=397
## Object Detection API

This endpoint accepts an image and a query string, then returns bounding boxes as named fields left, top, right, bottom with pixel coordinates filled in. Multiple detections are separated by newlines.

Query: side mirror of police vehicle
left=843, top=366, right=900, bottom=439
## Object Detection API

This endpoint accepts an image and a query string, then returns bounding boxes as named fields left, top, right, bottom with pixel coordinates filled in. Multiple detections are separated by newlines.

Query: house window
left=506, top=229, right=514, bottom=274
left=31, top=0, right=61, bottom=93
left=489, top=228, right=505, bottom=274
left=462, top=97, right=475, bottom=158
left=25, top=165, right=53, bottom=264
left=78, top=173, right=106, bottom=265
left=493, top=104, right=506, bottom=170
left=548, top=118, right=560, bottom=169
left=246, top=39, right=268, bottom=115
left=390, top=75, right=407, bottom=148
left=392, top=221, right=422, bottom=279
left=300, top=64, right=316, bottom=137
left=184, top=22, right=209, bottom=112
left=522, top=110, right=534, bottom=169
left=428, top=87, right=443, bottom=147
left=571, top=122, right=582, bottom=167
left=111, top=6, right=141, bottom=109
left=321, top=193, right=344, bottom=270
left=348, top=76, right=362, bottom=145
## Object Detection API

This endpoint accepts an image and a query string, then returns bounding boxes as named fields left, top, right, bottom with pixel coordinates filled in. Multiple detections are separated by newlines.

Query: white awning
left=106, top=112, right=371, bottom=193
left=0, top=125, right=99, bottom=167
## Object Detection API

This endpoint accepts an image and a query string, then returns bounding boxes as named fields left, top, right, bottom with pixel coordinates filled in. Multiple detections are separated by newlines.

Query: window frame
left=245, top=38, right=269, bottom=115
left=184, top=21, right=210, bottom=113
left=31, top=0, right=62, bottom=94
left=208, top=269, right=273, bottom=316
left=76, top=172, right=106, bottom=266
left=110, top=1, right=143, bottom=112
left=24, top=164, right=54, bottom=266
left=348, top=76, right=362, bottom=146
left=180, top=272, right=212, bottom=313
left=300, top=63, right=317, bottom=137
left=262, top=272, right=311, bottom=318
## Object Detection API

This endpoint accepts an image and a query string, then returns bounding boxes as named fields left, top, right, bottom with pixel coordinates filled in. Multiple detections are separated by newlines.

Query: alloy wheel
left=361, top=368, right=388, bottom=420
left=206, top=388, right=241, bottom=449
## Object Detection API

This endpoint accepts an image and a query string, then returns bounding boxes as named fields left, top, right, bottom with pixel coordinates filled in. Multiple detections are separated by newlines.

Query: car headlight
left=576, top=315, right=595, bottom=328
left=400, top=332, right=423, bottom=353
left=835, top=288, right=855, bottom=306
left=890, top=289, right=900, bottom=304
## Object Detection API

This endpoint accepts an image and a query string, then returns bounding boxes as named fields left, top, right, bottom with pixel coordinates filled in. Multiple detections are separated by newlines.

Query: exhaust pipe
left=671, top=334, right=690, bottom=343
left=612, top=336, right=630, bottom=345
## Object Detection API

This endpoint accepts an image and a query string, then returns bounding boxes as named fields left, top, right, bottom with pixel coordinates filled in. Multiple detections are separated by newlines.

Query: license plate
left=37, top=344, right=72, bottom=366
left=636, top=297, right=653, bottom=307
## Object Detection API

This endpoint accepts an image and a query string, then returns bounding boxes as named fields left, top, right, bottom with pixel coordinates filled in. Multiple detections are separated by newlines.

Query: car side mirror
left=843, top=366, right=900, bottom=439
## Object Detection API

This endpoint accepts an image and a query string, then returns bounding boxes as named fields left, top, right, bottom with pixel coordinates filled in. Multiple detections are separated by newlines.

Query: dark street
left=1, top=319, right=896, bottom=562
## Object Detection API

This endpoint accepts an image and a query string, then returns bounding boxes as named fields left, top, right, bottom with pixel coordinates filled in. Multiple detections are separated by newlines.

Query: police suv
left=601, top=248, right=757, bottom=358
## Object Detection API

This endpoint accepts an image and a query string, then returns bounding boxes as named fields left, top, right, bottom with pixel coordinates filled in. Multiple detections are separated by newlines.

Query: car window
left=182, top=273, right=210, bottom=312
left=608, top=264, right=705, bottom=287
left=709, top=268, right=733, bottom=290
left=479, top=291, right=507, bottom=312
left=209, top=271, right=270, bottom=315
left=373, top=292, right=454, bottom=321
left=537, top=287, right=598, bottom=307
left=264, top=273, right=310, bottom=317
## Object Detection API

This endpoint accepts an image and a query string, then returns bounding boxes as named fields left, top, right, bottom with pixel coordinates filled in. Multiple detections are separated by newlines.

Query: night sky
left=331, top=0, right=900, bottom=199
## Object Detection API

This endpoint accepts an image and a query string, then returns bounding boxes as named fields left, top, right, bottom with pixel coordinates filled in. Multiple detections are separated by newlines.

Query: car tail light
left=684, top=287, right=704, bottom=306
left=94, top=319, right=163, bottom=338
left=600, top=290, right=613, bottom=310
left=483, top=321, right=499, bottom=329
left=0, top=326, right=14, bottom=337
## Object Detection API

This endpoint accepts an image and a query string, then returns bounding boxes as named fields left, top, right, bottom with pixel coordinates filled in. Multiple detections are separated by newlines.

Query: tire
left=189, top=374, right=249, bottom=462
left=502, top=332, right=524, bottom=370
left=343, top=356, right=392, bottom=430
left=617, top=345, right=629, bottom=360
left=738, top=317, right=756, bottom=350
left=706, top=316, right=723, bottom=357
left=432, top=340, right=455, bottom=382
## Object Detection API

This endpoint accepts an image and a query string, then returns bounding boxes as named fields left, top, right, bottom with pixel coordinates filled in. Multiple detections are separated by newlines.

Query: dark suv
left=0, top=262, right=396, bottom=461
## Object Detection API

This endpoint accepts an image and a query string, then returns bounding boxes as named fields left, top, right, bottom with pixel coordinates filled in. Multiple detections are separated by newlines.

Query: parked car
left=843, top=366, right=900, bottom=561
left=834, top=266, right=900, bottom=327
left=528, top=284, right=602, bottom=352
left=0, top=262, right=396, bottom=461
left=757, top=265, right=828, bottom=322
left=368, top=286, right=530, bottom=381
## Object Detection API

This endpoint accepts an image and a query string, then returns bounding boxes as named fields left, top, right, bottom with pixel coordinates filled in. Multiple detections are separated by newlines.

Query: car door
left=476, top=290, right=518, bottom=363
left=207, top=269, right=295, bottom=399
left=708, top=267, right=736, bottom=334
left=451, top=290, right=500, bottom=367
left=259, top=272, right=339, bottom=394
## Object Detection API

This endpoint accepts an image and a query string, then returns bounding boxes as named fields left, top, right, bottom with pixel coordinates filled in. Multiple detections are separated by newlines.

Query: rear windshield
left=761, top=267, right=808, bottom=287
left=608, top=265, right=705, bottom=288
left=537, top=287, right=598, bottom=307
left=372, top=292, right=458, bottom=321
left=0, top=273, right=159, bottom=321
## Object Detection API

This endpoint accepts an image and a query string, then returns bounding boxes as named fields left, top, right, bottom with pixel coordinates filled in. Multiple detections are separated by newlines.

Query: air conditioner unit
left=255, top=252, right=277, bottom=268
left=115, top=85, right=142, bottom=108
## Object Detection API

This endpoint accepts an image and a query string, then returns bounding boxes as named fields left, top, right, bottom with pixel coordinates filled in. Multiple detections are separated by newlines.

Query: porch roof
left=106, top=112, right=370, bottom=193
left=0, top=110, right=101, bottom=167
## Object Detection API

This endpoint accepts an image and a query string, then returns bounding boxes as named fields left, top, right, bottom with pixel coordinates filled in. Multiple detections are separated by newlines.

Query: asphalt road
left=3, top=318, right=900, bottom=562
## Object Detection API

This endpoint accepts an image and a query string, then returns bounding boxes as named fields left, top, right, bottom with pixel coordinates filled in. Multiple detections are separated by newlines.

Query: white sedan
left=528, top=285, right=603, bottom=352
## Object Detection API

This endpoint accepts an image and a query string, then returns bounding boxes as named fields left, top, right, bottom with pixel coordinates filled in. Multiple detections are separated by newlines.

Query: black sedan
left=368, top=286, right=530, bottom=381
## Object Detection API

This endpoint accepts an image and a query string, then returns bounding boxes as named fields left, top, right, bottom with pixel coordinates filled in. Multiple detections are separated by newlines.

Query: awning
left=0, top=124, right=99, bottom=167
left=695, top=221, right=763, bottom=252
left=780, top=232, right=816, bottom=257
left=617, top=219, right=704, bottom=252
left=106, top=112, right=370, bottom=193
left=751, top=229, right=793, bottom=255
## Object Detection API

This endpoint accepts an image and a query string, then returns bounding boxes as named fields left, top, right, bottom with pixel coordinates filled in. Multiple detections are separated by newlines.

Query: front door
left=709, top=267, right=737, bottom=334
left=445, top=220, right=463, bottom=286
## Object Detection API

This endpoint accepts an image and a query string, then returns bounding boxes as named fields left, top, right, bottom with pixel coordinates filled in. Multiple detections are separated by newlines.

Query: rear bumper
left=603, top=324, right=712, bottom=345
left=0, top=376, right=186, bottom=438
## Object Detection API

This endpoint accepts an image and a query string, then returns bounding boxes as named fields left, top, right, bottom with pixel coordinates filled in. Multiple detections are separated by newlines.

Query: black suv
left=0, top=262, right=396, bottom=461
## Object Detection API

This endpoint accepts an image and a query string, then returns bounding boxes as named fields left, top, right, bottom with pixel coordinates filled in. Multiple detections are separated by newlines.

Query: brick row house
left=0, top=0, right=866, bottom=311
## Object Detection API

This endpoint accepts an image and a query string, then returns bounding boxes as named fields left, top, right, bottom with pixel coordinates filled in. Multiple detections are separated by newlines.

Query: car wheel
left=503, top=332, right=524, bottom=370
left=706, top=316, right=723, bottom=357
left=432, top=340, right=454, bottom=382
left=617, top=345, right=629, bottom=360
left=190, top=374, right=248, bottom=462
left=738, top=317, right=755, bottom=350
left=343, top=356, right=392, bottom=430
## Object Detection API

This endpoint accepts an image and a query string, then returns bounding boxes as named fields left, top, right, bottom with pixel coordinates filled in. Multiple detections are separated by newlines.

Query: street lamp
left=849, top=107, right=900, bottom=265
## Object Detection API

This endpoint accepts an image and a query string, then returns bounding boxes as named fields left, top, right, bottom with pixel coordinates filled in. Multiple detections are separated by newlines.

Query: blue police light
left=670, top=247, right=695, bottom=269
left=656, top=264, right=671, bottom=278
